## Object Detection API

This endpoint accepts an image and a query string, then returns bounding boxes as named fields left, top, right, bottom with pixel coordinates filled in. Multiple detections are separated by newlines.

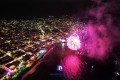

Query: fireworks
left=66, top=33, right=81, bottom=51
left=0, top=13, right=119, bottom=80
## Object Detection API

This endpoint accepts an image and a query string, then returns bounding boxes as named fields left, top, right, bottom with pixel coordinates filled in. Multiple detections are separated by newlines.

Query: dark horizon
left=0, top=0, right=93, bottom=19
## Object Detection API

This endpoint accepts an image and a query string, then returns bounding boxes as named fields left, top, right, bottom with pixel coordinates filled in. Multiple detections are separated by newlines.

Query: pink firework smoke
left=85, top=22, right=112, bottom=60
left=67, top=33, right=81, bottom=51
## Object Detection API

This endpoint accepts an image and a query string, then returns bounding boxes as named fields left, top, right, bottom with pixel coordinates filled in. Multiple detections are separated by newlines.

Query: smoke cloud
left=83, top=0, right=120, bottom=60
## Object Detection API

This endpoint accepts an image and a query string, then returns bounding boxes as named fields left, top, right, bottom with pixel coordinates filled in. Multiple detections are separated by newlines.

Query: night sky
left=0, top=0, right=120, bottom=19
left=0, top=0, right=94, bottom=19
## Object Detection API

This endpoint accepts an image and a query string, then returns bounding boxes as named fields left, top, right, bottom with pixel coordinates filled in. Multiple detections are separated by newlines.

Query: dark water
left=18, top=42, right=117, bottom=80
